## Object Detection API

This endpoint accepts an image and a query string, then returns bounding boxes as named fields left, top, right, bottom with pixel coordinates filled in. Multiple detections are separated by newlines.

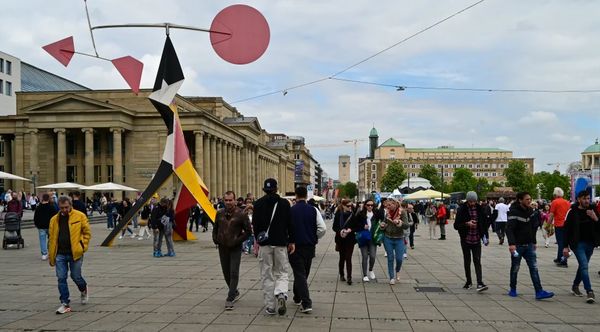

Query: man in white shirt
left=494, top=197, right=510, bottom=245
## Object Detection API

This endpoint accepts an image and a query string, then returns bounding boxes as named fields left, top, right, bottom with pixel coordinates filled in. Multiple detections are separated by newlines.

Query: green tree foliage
left=533, top=171, right=571, bottom=200
left=504, top=160, right=535, bottom=193
left=338, top=182, right=358, bottom=199
left=450, top=168, right=477, bottom=193
left=418, top=164, right=442, bottom=189
left=380, top=161, right=407, bottom=192
left=475, top=178, right=491, bottom=198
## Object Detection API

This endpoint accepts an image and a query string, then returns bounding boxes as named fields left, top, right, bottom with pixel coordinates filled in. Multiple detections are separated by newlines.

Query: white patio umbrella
left=37, top=182, right=84, bottom=190
left=81, top=182, right=139, bottom=192
left=0, top=171, right=31, bottom=181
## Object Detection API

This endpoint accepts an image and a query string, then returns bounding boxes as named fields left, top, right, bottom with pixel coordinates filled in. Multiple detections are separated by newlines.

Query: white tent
left=81, top=182, right=139, bottom=192
left=37, top=182, right=84, bottom=190
left=404, top=189, right=450, bottom=200
left=0, top=171, right=30, bottom=181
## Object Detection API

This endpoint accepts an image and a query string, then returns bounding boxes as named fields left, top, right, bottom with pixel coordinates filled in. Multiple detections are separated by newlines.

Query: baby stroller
left=2, top=212, right=24, bottom=249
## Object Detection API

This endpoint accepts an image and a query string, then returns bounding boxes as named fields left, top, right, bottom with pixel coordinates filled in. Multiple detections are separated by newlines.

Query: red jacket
left=437, top=205, right=447, bottom=219
left=6, top=199, right=23, bottom=218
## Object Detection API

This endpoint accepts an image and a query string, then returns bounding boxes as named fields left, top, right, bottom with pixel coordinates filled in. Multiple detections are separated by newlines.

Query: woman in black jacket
left=151, top=197, right=176, bottom=257
left=118, top=198, right=135, bottom=239
left=354, top=199, right=384, bottom=282
left=333, top=199, right=359, bottom=285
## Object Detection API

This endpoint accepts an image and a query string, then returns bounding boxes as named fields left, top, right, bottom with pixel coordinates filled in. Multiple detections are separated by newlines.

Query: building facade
left=338, top=155, right=351, bottom=184
left=0, top=90, right=314, bottom=199
left=358, top=128, right=534, bottom=198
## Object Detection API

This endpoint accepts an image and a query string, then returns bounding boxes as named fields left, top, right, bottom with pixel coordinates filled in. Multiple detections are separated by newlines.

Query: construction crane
left=307, top=139, right=366, bottom=181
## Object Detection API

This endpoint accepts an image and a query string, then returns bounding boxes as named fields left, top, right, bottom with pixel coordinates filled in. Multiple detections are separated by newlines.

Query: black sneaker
left=300, top=304, right=312, bottom=313
left=476, top=284, right=488, bottom=292
left=277, top=294, right=287, bottom=315
left=225, top=301, right=234, bottom=310
left=572, top=285, right=583, bottom=297
left=587, top=291, right=595, bottom=304
left=265, top=307, right=276, bottom=315
left=556, top=262, right=568, bottom=268
left=232, top=290, right=240, bottom=303
left=339, top=275, right=346, bottom=282
left=463, top=282, right=472, bottom=290
left=553, top=258, right=561, bottom=264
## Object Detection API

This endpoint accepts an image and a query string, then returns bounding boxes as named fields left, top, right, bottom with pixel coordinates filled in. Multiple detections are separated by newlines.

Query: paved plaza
left=1, top=219, right=600, bottom=332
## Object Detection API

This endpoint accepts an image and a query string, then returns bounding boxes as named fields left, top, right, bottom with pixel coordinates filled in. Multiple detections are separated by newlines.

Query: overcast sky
left=3, top=0, right=599, bottom=180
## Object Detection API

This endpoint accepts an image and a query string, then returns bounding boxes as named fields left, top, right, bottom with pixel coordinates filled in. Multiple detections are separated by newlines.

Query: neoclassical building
left=0, top=89, right=316, bottom=198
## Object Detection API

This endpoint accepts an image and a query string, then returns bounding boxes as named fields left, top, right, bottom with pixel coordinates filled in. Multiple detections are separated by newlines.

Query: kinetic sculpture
left=41, top=3, right=271, bottom=246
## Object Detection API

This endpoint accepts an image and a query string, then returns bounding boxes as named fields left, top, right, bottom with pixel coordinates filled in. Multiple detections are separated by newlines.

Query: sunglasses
left=365, top=204, right=374, bottom=207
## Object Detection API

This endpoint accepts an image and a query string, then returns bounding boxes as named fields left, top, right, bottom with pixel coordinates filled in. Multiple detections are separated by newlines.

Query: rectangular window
left=476, top=164, right=481, bottom=168
left=107, top=165, right=113, bottom=182
left=484, top=164, right=489, bottom=168
left=67, top=166, right=77, bottom=182
left=0, top=141, right=3, bottom=157
left=0, top=79, right=3, bottom=94
left=484, top=172, right=489, bottom=177
left=492, top=172, right=497, bottom=176
left=0, top=58, right=3, bottom=73
left=468, top=164, right=473, bottom=169
left=371, top=164, right=376, bottom=171
left=371, top=173, right=377, bottom=180
left=5, top=81, right=11, bottom=96
left=94, top=165, right=102, bottom=183
left=93, top=134, right=101, bottom=157
left=476, top=172, right=481, bottom=177
left=411, top=164, right=416, bottom=168
left=500, top=164, right=505, bottom=168
left=66, top=132, right=76, bottom=156
left=5, top=61, right=11, bottom=75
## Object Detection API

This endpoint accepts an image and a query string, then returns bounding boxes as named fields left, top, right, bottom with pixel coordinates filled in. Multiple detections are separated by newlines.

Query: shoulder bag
left=256, top=202, right=278, bottom=245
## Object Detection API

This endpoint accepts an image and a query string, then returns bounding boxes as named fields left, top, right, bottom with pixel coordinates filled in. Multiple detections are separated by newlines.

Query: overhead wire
left=231, top=0, right=486, bottom=104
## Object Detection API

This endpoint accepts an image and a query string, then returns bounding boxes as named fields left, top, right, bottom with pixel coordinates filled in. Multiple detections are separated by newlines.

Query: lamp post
left=440, top=164, right=444, bottom=201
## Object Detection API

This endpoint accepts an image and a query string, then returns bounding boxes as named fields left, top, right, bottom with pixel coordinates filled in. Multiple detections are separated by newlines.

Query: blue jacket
left=291, top=201, right=318, bottom=246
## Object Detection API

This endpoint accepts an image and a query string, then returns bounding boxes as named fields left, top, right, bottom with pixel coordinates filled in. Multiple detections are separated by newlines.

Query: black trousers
left=409, top=225, right=416, bottom=247
left=289, top=245, right=315, bottom=307
left=218, top=245, right=242, bottom=301
left=461, top=242, right=483, bottom=285
left=338, top=241, right=355, bottom=280
left=496, top=222, right=507, bottom=241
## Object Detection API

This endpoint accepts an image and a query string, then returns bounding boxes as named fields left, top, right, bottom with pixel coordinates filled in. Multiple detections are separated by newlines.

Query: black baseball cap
left=263, top=178, right=278, bottom=192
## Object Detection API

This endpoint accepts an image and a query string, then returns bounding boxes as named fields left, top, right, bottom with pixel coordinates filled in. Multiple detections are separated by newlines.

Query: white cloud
left=518, top=111, right=558, bottom=125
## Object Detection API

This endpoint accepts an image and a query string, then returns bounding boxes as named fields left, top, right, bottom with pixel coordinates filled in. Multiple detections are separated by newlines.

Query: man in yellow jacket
left=48, top=196, right=91, bottom=314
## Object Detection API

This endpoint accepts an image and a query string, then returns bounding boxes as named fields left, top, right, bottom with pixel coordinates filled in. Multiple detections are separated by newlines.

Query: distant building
left=358, top=127, right=534, bottom=199
left=338, top=155, right=351, bottom=184
left=581, top=139, right=600, bottom=189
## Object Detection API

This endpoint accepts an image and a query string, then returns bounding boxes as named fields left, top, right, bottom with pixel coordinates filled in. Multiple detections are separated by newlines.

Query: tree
left=450, top=168, right=477, bottom=193
left=504, top=160, right=535, bottom=193
left=380, top=161, right=407, bottom=192
left=418, top=164, right=442, bottom=189
left=475, top=178, right=491, bottom=198
left=533, top=171, right=571, bottom=200
left=338, top=182, right=358, bottom=199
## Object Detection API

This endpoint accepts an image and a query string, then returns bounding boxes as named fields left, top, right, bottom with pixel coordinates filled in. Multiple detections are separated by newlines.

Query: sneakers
left=81, top=287, right=89, bottom=305
left=586, top=291, right=595, bottom=304
left=346, top=279, right=353, bottom=285
left=476, top=284, right=488, bottom=292
left=232, top=290, right=241, bottom=303
left=553, top=258, right=561, bottom=264
left=339, top=275, right=346, bottom=282
left=389, top=279, right=396, bottom=285
left=362, top=276, right=370, bottom=282
left=508, top=289, right=518, bottom=297
left=56, top=303, right=71, bottom=314
left=41, top=254, right=48, bottom=261
left=300, top=304, right=312, bottom=313
left=166, top=252, right=176, bottom=257
left=396, top=272, right=401, bottom=282
left=225, top=300, right=234, bottom=310
left=403, top=253, right=408, bottom=259
left=556, top=261, right=568, bottom=268
left=118, top=235, right=123, bottom=240
left=265, top=307, right=276, bottom=315
left=294, top=300, right=302, bottom=306
left=572, top=285, right=583, bottom=297
left=462, top=282, right=472, bottom=290
left=535, top=290, right=555, bottom=300
left=276, top=294, right=287, bottom=316
left=368, top=271, right=376, bottom=280
left=153, top=251, right=163, bottom=257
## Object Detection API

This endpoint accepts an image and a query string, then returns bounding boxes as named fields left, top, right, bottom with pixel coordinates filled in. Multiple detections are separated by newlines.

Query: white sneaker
left=41, top=254, right=48, bottom=261
left=138, top=236, right=144, bottom=240
left=81, top=287, right=89, bottom=305
left=368, top=271, right=376, bottom=280
left=56, top=303, right=71, bottom=314
left=396, top=272, right=401, bottom=281
left=363, top=276, right=369, bottom=282
left=129, top=234, right=136, bottom=238
left=384, top=252, right=388, bottom=257
left=118, top=235, right=123, bottom=240
left=403, top=253, right=408, bottom=259
left=389, top=279, right=396, bottom=285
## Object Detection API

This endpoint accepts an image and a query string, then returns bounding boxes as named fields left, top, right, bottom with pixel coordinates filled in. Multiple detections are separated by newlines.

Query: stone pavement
left=1, top=219, right=599, bottom=332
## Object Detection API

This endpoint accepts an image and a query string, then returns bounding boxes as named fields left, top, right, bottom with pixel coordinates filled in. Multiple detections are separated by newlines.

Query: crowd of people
left=12, top=180, right=599, bottom=315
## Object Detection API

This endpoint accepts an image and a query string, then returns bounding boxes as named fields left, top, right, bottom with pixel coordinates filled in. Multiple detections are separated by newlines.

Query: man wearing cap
left=454, top=191, right=489, bottom=292
left=252, top=178, right=295, bottom=316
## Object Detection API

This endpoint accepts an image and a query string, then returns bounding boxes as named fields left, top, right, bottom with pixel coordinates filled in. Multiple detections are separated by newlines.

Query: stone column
left=228, top=144, right=234, bottom=192
left=194, top=131, right=204, bottom=177
left=235, top=146, right=241, bottom=194
left=216, top=138, right=223, bottom=197
left=13, top=133, right=24, bottom=191
left=54, top=128, right=67, bottom=183
left=110, top=128, right=123, bottom=199
left=3, top=136, right=13, bottom=190
left=223, top=141, right=229, bottom=192
left=203, top=133, right=210, bottom=188
left=82, top=128, right=94, bottom=185
left=27, top=129, right=39, bottom=184
left=241, top=145, right=248, bottom=195
left=210, top=136, right=217, bottom=197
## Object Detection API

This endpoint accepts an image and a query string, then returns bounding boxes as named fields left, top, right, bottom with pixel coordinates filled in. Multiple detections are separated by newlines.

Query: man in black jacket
left=213, top=191, right=252, bottom=311
left=33, top=193, right=58, bottom=260
left=564, top=190, right=600, bottom=303
left=506, top=192, right=554, bottom=300
left=252, top=178, right=295, bottom=316
left=454, top=191, right=488, bottom=292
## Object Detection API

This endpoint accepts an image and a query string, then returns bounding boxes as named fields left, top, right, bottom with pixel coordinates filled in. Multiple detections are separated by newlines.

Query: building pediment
left=223, top=116, right=262, bottom=134
left=22, top=94, right=135, bottom=116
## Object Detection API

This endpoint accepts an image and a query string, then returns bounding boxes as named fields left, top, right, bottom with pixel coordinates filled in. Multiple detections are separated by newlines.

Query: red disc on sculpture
left=210, top=4, right=270, bottom=65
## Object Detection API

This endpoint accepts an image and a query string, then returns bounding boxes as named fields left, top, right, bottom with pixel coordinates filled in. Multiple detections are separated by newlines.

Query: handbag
left=373, top=221, right=384, bottom=245
left=138, top=218, right=148, bottom=227
left=256, top=202, right=278, bottom=245
left=355, top=229, right=372, bottom=247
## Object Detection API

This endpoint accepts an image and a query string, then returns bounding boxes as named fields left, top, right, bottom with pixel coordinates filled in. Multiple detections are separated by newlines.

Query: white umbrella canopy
left=0, top=171, right=30, bottom=181
left=81, top=182, right=139, bottom=192
left=37, top=182, right=84, bottom=190
left=404, top=189, right=450, bottom=200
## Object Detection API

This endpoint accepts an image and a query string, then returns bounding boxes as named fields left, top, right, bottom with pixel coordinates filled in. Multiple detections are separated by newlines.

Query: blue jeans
left=38, top=229, right=48, bottom=256
left=510, top=244, right=542, bottom=292
left=106, top=213, right=114, bottom=229
left=555, top=227, right=568, bottom=262
left=55, top=254, right=87, bottom=305
left=573, top=241, right=595, bottom=292
left=383, top=236, right=405, bottom=280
